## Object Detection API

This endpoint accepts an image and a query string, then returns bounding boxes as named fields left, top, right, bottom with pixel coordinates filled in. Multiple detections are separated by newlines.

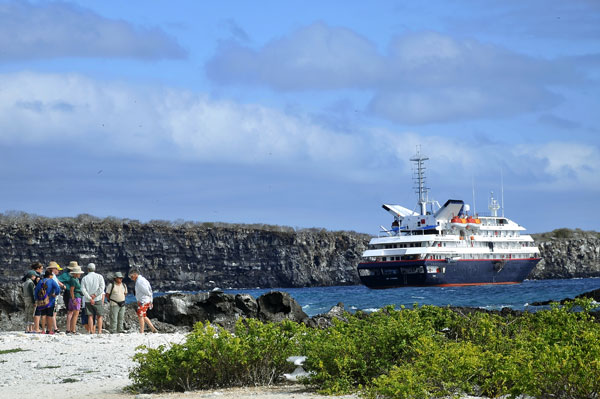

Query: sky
left=0, top=0, right=598, bottom=234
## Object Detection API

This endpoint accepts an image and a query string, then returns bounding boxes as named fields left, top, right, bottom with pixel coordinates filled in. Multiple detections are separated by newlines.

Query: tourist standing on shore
left=21, top=262, right=43, bottom=285
left=34, top=269, right=60, bottom=334
left=128, top=269, right=157, bottom=334
left=60, top=261, right=79, bottom=330
left=65, top=265, right=84, bottom=334
left=47, top=262, right=65, bottom=333
left=81, top=263, right=105, bottom=334
left=22, top=270, right=38, bottom=333
left=106, top=272, right=128, bottom=333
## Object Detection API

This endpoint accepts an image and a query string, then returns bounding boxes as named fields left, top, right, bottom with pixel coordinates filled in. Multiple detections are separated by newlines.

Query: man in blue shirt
left=34, top=269, right=61, bottom=334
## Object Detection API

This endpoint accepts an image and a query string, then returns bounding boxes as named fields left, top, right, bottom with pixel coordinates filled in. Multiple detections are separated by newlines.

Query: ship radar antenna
left=489, top=191, right=500, bottom=217
left=410, top=146, right=430, bottom=216
left=472, top=176, right=476, bottom=216
left=501, top=168, right=505, bottom=217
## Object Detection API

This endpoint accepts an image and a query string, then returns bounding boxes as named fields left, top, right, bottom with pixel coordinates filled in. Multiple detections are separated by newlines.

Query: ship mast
left=410, top=147, right=429, bottom=216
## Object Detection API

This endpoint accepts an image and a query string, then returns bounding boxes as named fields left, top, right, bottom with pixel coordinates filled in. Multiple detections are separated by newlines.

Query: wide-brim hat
left=70, top=265, right=84, bottom=275
left=48, top=261, right=62, bottom=271
left=67, top=261, right=79, bottom=270
left=114, top=272, right=124, bottom=278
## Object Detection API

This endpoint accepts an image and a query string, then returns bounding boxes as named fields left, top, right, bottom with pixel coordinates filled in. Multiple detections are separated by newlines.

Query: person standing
left=60, top=261, right=79, bottom=331
left=128, top=269, right=157, bottom=334
left=105, top=272, right=128, bottom=333
left=80, top=263, right=105, bottom=334
left=65, top=265, right=84, bottom=334
left=47, top=262, right=65, bottom=333
left=34, top=269, right=61, bottom=334
left=22, top=270, right=38, bottom=333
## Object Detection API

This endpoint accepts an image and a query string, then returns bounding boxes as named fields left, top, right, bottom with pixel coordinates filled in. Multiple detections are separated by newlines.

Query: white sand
left=0, top=331, right=357, bottom=399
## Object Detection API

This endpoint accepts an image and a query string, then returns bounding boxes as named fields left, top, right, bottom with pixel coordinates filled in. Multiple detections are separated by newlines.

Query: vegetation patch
left=0, top=348, right=28, bottom=355
left=130, top=299, right=600, bottom=398
left=61, top=378, right=79, bottom=384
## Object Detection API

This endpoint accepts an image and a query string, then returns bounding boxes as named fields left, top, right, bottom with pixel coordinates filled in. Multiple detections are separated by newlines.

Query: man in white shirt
left=81, top=263, right=106, bottom=334
left=128, top=268, right=157, bottom=334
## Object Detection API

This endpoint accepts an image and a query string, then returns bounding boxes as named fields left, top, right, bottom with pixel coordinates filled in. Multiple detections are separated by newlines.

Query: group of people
left=21, top=261, right=157, bottom=334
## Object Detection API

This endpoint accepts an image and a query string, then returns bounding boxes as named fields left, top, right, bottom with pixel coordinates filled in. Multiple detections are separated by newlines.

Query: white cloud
left=1, top=71, right=595, bottom=191
left=207, top=22, right=382, bottom=90
left=0, top=1, right=185, bottom=60
left=206, top=24, right=581, bottom=124
left=513, top=142, right=600, bottom=189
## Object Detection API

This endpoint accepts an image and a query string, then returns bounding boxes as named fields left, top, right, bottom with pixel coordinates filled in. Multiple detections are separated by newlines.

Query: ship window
left=358, top=268, right=379, bottom=277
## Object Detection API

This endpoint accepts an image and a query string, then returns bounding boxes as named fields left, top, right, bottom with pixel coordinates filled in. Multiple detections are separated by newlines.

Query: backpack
left=36, top=279, right=50, bottom=308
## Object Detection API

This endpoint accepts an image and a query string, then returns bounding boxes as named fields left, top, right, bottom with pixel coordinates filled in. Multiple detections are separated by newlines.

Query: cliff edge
left=530, top=228, right=600, bottom=279
left=1, top=213, right=598, bottom=290
left=0, top=213, right=368, bottom=290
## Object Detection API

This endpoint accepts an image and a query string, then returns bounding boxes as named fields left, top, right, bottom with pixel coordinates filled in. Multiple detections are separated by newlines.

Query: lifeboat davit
left=466, top=216, right=481, bottom=229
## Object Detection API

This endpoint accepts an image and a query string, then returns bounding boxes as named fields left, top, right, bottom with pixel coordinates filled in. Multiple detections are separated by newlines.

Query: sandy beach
left=0, top=331, right=358, bottom=399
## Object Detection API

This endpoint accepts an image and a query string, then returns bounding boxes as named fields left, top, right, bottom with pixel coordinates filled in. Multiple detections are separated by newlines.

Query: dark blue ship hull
left=357, top=258, right=541, bottom=289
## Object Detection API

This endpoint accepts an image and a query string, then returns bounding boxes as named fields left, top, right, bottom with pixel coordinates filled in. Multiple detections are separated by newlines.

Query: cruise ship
left=357, top=150, right=541, bottom=288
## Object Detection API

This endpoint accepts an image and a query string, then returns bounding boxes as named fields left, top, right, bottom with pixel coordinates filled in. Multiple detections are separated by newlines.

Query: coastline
left=0, top=331, right=358, bottom=399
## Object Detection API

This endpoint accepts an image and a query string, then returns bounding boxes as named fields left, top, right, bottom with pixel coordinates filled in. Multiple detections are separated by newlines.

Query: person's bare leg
left=97, top=316, right=103, bottom=334
left=66, top=312, right=72, bottom=332
left=144, top=316, right=157, bottom=333
left=70, top=311, right=79, bottom=333
left=46, top=316, right=54, bottom=333
left=88, top=315, right=95, bottom=334
left=138, top=315, right=145, bottom=333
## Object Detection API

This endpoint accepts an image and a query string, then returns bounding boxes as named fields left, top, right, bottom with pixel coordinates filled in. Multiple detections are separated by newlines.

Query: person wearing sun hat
left=65, top=264, right=84, bottom=334
left=46, top=261, right=65, bottom=333
left=105, top=272, right=128, bottom=333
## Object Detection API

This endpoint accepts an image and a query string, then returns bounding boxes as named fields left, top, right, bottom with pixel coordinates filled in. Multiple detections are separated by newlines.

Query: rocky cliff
left=530, top=229, right=600, bottom=279
left=1, top=213, right=599, bottom=291
left=0, top=213, right=368, bottom=291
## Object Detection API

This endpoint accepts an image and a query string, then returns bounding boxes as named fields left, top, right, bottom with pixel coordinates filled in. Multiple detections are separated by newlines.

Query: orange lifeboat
left=466, top=216, right=481, bottom=229
left=450, top=216, right=463, bottom=228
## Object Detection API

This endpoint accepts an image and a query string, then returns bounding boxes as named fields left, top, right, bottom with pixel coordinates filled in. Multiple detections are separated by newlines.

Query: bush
left=129, top=300, right=600, bottom=398
left=129, top=319, right=308, bottom=392
left=301, top=305, right=458, bottom=394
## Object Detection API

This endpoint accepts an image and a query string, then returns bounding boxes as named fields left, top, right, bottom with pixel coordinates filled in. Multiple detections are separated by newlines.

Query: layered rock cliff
left=530, top=229, right=600, bottom=279
left=0, top=213, right=368, bottom=291
left=0, top=213, right=599, bottom=291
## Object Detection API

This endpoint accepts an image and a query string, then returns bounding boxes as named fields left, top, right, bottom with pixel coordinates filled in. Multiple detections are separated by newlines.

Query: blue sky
left=0, top=0, right=598, bottom=234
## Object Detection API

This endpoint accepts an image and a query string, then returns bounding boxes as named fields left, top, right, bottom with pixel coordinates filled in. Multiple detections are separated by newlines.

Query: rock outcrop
left=148, top=290, right=309, bottom=330
left=0, top=214, right=368, bottom=291
left=1, top=214, right=599, bottom=291
left=530, top=229, right=600, bottom=279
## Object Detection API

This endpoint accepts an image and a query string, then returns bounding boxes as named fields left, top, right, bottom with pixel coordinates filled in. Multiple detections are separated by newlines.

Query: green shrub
left=129, top=300, right=600, bottom=398
left=301, top=305, right=458, bottom=394
left=129, top=319, right=308, bottom=392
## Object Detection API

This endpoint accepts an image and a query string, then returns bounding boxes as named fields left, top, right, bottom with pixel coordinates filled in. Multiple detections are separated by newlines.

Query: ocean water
left=150, top=278, right=600, bottom=317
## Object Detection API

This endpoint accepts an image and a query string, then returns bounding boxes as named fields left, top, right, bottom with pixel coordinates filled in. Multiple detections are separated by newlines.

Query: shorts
left=39, top=305, right=55, bottom=317
left=136, top=302, right=153, bottom=318
left=86, top=302, right=105, bottom=317
left=68, top=298, right=81, bottom=311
